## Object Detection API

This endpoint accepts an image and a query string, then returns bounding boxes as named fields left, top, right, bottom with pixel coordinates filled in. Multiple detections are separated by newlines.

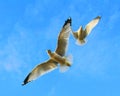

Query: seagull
left=22, top=18, right=72, bottom=85
left=72, top=16, right=101, bottom=45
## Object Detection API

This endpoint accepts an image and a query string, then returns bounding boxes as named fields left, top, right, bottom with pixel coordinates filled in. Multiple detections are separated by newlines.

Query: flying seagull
left=72, top=16, right=101, bottom=45
left=22, top=18, right=72, bottom=85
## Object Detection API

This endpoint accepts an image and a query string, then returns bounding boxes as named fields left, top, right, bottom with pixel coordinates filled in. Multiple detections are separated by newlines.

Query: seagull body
left=47, top=50, right=71, bottom=67
left=72, top=16, right=101, bottom=45
left=22, top=18, right=72, bottom=85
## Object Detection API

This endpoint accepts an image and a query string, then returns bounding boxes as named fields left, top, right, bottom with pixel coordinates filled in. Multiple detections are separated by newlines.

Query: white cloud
left=0, top=31, right=23, bottom=74
left=0, top=22, right=34, bottom=78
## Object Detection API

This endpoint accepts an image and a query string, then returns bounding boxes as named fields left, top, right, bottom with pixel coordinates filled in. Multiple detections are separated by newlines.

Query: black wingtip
left=63, top=17, right=72, bottom=27
left=22, top=80, right=29, bottom=86
left=22, top=83, right=26, bottom=86
left=22, top=80, right=31, bottom=86
left=22, top=80, right=28, bottom=86
left=95, top=16, right=101, bottom=20
left=22, top=73, right=31, bottom=86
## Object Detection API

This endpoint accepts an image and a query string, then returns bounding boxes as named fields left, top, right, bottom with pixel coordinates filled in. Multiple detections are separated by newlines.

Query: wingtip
left=22, top=79, right=31, bottom=86
left=63, top=17, right=72, bottom=27
left=68, top=17, right=72, bottom=22
left=22, top=82, right=26, bottom=86
left=22, top=73, right=31, bottom=86
left=95, top=16, right=101, bottom=20
left=22, top=80, right=28, bottom=86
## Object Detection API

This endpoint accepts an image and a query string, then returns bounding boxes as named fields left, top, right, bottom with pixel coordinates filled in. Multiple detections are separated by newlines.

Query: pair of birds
left=22, top=16, right=101, bottom=85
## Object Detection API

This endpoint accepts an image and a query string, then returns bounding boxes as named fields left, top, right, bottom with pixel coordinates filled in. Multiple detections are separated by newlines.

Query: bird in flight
left=22, top=18, right=72, bottom=85
left=72, top=16, right=101, bottom=45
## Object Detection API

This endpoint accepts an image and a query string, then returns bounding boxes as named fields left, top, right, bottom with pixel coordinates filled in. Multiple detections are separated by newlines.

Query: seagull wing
left=55, top=18, right=72, bottom=56
left=22, top=59, right=58, bottom=85
left=85, top=16, right=101, bottom=36
left=72, top=32, right=78, bottom=39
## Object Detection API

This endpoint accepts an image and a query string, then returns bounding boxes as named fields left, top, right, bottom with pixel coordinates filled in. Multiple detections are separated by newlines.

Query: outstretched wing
left=55, top=18, right=72, bottom=56
left=85, top=16, right=101, bottom=36
left=72, top=31, right=78, bottom=39
left=72, top=26, right=82, bottom=39
left=22, top=59, right=58, bottom=85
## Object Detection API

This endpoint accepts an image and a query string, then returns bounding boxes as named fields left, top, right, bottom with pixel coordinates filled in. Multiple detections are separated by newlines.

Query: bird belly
left=51, top=53, right=66, bottom=64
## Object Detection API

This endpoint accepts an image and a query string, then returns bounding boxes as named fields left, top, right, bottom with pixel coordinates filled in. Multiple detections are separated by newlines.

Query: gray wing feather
left=22, top=59, right=58, bottom=85
left=55, top=18, right=72, bottom=56
left=85, top=16, right=101, bottom=36
left=72, top=32, right=78, bottom=39
left=72, top=26, right=82, bottom=39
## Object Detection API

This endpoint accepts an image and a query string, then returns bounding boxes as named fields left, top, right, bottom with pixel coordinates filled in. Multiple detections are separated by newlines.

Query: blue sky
left=0, top=0, right=120, bottom=96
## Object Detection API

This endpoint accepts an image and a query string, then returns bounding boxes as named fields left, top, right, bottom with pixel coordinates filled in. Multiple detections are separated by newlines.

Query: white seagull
left=72, top=16, right=101, bottom=45
left=22, top=18, right=72, bottom=85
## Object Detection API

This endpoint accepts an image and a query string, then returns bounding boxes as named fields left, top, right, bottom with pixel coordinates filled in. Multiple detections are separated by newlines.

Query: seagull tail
left=60, top=65, right=69, bottom=73
left=59, top=55, right=73, bottom=73
left=75, top=39, right=86, bottom=46
left=66, top=54, right=73, bottom=66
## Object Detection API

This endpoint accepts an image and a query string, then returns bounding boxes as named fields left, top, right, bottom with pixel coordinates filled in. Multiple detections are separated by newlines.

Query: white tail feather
left=60, top=65, right=69, bottom=72
left=66, top=54, right=73, bottom=65
left=59, top=55, right=73, bottom=72
left=75, top=39, right=86, bottom=46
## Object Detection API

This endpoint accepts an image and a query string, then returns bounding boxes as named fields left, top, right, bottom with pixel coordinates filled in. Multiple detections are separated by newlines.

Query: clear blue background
left=0, top=0, right=120, bottom=96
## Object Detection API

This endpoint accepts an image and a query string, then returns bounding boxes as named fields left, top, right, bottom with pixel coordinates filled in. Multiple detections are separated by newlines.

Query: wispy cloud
left=0, top=1, right=61, bottom=79
left=0, top=21, right=38, bottom=78
left=0, top=26, right=25, bottom=75
left=47, top=87, right=56, bottom=96
left=107, top=9, right=120, bottom=30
